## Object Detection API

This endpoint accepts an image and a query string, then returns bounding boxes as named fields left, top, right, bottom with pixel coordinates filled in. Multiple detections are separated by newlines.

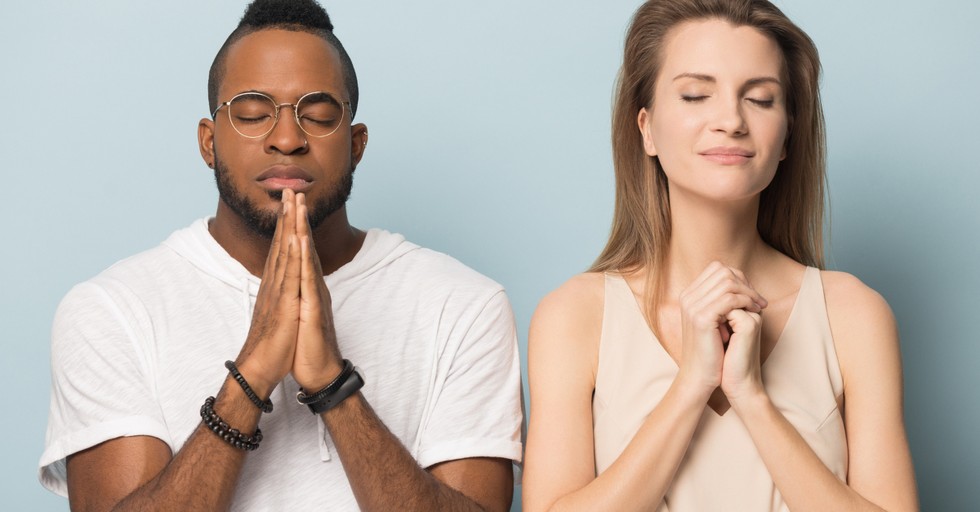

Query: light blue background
left=2, top=1, right=977, bottom=510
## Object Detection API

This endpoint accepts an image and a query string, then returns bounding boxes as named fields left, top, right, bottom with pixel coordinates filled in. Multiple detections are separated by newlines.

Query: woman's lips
left=701, top=154, right=752, bottom=165
left=699, top=147, right=755, bottom=165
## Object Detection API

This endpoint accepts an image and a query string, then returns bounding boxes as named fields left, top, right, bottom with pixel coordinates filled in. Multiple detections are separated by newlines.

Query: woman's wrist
left=727, top=385, right=771, bottom=417
left=672, top=370, right=717, bottom=406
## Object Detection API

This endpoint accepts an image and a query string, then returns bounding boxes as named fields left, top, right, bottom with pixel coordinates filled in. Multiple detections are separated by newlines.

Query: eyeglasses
left=211, top=91, right=350, bottom=139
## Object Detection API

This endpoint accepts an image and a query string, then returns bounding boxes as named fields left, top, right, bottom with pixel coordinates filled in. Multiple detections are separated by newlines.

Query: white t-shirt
left=39, top=219, right=524, bottom=510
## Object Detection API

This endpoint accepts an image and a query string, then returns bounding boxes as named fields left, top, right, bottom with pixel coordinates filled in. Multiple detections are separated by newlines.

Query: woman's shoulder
left=529, top=272, right=607, bottom=361
left=539, top=272, right=607, bottom=310
left=532, top=272, right=606, bottom=329
left=818, top=270, right=900, bottom=386
left=818, top=269, right=895, bottom=323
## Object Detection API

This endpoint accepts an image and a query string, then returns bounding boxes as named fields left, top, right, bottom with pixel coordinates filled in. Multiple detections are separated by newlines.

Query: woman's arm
left=725, top=271, right=918, bottom=512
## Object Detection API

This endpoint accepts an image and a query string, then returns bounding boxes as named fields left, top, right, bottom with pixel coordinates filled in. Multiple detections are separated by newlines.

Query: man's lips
left=256, top=165, right=314, bottom=191
left=699, top=147, right=755, bottom=165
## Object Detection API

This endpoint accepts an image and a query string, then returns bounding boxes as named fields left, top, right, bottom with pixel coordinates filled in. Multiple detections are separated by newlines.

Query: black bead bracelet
left=200, top=396, right=263, bottom=451
left=225, top=360, right=273, bottom=413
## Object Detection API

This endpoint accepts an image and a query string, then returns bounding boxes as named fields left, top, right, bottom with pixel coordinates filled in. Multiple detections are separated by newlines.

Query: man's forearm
left=111, top=380, right=261, bottom=512
left=322, top=392, right=491, bottom=512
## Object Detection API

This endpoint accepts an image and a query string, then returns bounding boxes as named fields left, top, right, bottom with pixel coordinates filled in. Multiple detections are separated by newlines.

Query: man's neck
left=209, top=202, right=365, bottom=278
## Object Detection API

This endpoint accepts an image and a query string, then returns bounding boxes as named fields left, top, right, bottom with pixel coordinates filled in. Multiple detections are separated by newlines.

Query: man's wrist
left=297, top=360, right=364, bottom=415
left=295, top=358, right=346, bottom=392
left=234, top=358, right=278, bottom=400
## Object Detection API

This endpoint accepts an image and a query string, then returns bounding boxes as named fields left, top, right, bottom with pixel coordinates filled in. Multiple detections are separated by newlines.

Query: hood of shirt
left=161, top=218, right=419, bottom=311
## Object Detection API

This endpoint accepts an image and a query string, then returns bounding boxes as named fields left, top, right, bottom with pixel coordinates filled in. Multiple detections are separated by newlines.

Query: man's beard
left=213, top=155, right=354, bottom=239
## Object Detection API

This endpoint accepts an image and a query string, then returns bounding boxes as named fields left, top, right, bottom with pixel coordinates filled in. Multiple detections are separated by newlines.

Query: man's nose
left=265, top=103, right=308, bottom=154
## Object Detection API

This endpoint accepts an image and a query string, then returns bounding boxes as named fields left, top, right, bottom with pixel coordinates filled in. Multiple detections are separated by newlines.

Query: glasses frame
left=211, top=90, right=351, bottom=139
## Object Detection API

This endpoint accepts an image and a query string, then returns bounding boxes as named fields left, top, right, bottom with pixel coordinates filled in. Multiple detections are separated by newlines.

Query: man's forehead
left=220, top=28, right=345, bottom=99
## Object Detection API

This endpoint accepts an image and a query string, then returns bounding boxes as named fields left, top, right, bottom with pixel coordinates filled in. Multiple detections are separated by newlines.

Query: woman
left=523, top=1, right=918, bottom=510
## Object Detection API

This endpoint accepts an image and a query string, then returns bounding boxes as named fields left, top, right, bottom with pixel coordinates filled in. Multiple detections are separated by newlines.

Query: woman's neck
left=664, top=190, right=773, bottom=297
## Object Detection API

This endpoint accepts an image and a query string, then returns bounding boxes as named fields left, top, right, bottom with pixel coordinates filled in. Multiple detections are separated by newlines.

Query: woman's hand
left=676, top=262, right=767, bottom=400
left=720, top=308, right=765, bottom=404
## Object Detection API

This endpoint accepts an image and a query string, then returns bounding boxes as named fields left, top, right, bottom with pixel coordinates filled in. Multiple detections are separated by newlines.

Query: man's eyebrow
left=234, top=90, right=345, bottom=106
left=301, top=91, right=343, bottom=107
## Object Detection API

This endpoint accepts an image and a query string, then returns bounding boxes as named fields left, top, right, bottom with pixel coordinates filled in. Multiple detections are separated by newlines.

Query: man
left=38, top=1, right=523, bottom=510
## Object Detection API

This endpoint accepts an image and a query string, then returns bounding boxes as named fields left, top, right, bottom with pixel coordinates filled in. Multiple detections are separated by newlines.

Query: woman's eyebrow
left=744, top=76, right=781, bottom=87
left=673, top=72, right=715, bottom=82
left=672, top=73, right=781, bottom=87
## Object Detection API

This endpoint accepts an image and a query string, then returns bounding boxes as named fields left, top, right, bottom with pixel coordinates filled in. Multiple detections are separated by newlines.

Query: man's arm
left=66, top=379, right=261, bottom=512
left=324, top=392, right=514, bottom=512
left=66, top=198, right=304, bottom=511
left=291, top=192, right=518, bottom=512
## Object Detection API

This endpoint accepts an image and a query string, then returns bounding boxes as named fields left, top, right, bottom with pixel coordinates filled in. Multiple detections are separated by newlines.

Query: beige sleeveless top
left=593, top=268, right=847, bottom=511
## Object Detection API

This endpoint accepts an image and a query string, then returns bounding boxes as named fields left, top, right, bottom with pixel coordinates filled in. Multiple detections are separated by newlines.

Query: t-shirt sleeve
left=414, top=289, right=524, bottom=470
left=39, top=281, right=172, bottom=497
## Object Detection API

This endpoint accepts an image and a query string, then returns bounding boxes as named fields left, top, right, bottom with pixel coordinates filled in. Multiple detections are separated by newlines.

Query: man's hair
left=207, top=0, right=359, bottom=118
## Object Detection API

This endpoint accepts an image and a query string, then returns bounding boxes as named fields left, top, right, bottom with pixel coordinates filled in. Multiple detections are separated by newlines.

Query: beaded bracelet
left=296, top=359, right=354, bottom=405
left=225, top=360, right=273, bottom=413
left=200, top=396, right=263, bottom=451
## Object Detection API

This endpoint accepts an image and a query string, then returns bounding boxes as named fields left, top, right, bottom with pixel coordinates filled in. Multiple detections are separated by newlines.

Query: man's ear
left=637, top=108, right=657, bottom=157
left=350, top=123, right=368, bottom=169
left=198, top=118, right=216, bottom=169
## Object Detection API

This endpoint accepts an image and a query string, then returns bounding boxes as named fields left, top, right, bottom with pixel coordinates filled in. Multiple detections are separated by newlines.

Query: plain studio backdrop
left=1, top=1, right=977, bottom=510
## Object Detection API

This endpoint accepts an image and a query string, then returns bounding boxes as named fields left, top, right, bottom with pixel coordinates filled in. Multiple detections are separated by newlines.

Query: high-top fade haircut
left=207, top=0, right=359, bottom=118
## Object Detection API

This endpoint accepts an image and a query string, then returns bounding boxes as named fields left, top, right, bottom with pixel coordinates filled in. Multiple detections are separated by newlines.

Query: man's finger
left=272, top=190, right=297, bottom=292
left=263, top=194, right=287, bottom=278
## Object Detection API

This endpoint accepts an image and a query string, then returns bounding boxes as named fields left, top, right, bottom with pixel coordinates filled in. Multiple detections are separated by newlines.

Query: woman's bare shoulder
left=536, top=272, right=607, bottom=315
left=819, top=270, right=901, bottom=385
left=529, top=272, right=607, bottom=367
left=820, top=270, right=895, bottom=323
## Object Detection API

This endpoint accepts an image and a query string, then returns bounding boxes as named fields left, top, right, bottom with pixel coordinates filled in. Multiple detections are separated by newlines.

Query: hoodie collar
left=162, top=218, right=419, bottom=297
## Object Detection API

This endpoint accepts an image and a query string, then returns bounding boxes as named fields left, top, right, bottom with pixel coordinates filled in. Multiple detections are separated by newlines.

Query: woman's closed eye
left=747, top=97, right=775, bottom=108
left=681, top=94, right=709, bottom=103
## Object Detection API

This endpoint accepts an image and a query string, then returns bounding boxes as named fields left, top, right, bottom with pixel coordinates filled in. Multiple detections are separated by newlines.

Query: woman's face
left=638, top=19, right=789, bottom=204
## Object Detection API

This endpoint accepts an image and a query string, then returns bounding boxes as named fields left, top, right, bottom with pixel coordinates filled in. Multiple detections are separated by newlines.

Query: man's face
left=204, top=29, right=364, bottom=238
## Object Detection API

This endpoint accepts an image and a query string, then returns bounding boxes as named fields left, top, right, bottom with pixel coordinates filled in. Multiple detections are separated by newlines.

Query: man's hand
left=235, top=189, right=305, bottom=397
left=292, top=191, right=345, bottom=391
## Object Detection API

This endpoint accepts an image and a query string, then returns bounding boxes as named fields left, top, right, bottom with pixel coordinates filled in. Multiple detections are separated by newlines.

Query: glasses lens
left=297, top=93, right=345, bottom=137
left=228, top=94, right=277, bottom=138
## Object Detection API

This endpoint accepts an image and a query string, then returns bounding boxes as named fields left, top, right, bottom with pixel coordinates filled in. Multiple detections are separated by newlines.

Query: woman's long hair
left=590, top=0, right=826, bottom=333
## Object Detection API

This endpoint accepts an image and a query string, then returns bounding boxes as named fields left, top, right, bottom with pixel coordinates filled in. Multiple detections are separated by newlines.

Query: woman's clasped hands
left=676, top=262, right=769, bottom=410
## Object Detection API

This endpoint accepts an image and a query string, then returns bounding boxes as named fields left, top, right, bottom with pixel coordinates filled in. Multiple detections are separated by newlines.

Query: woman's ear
left=638, top=108, right=658, bottom=157
left=781, top=116, right=793, bottom=161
